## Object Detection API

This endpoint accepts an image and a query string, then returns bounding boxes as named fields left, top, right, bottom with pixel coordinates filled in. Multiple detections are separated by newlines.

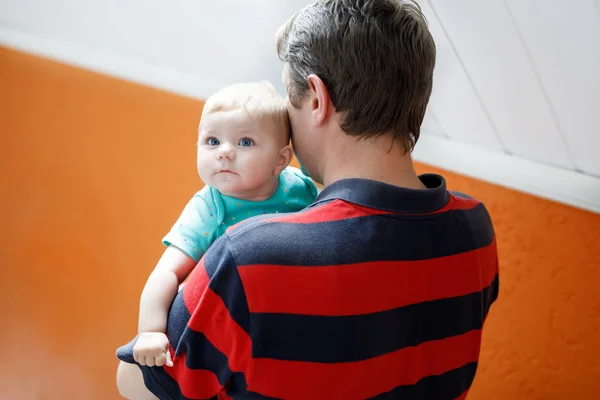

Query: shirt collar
left=313, top=174, right=450, bottom=214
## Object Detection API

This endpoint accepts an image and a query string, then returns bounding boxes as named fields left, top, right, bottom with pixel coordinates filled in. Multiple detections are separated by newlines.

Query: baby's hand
left=133, top=332, right=173, bottom=367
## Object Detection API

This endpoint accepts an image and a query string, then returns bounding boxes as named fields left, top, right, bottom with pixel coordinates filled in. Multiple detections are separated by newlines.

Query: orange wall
left=1, top=47, right=599, bottom=400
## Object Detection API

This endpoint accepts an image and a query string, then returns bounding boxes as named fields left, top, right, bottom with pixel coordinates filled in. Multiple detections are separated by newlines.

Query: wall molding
left=2, top=23, right=599, bottom=214
left=414, top=134, right=600, bottom=213
left=0, top=23, right=220, bottom=100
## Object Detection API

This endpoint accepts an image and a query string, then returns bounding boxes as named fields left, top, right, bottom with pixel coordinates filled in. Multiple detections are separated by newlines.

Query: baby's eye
left=239, top=138, right=254, bottom=147
left=207, top=137, right=220, bottom=146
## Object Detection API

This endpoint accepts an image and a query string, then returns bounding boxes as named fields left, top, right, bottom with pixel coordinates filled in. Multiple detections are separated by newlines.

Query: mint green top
left=163, top=167, right=318, bottom=262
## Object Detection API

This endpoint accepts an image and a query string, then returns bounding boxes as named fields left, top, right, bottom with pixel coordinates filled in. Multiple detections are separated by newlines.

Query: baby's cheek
left=240, top=157, right=261, bottom=174
left=196, top=163, right=213, bottom=185
left=254, top=163, right=275, bottom=182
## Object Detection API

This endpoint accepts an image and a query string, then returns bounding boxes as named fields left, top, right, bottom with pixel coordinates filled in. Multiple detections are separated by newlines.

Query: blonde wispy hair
left=200, top=81, right=290, bottom=142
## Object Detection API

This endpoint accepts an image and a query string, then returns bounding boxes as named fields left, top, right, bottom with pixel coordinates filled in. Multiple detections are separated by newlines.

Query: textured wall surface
left=1, top=47, right=599, bottom=399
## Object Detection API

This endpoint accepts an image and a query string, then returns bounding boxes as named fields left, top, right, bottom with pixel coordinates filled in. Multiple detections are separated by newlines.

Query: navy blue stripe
left=202, top=236, right=251, bottom=334
left=451, top=190, right=474, bottom=200
left=138, top=328, right=251, bottom=399
left=116, top=293, right=196, bottom=369
left=116, top=295, right=232, bottom=399
left=139, top=365, right=282, bottom=400
left=177, top=329, right=233, bottom=386
left=178, top=329, right=252, bottom=395
left=142, top=364, right=276, bottom=400
left=168, top=292, right=235, bottom=386
left=140, top=365, right=225, bottom=400
left=139, top=364, right=277, bottom=400
left=229, top=204, right=494, bottom=267
left=225, top=203, right=317, bottom=236
left=368, top=362, right=477, bottom=400
left=486, top=268, right=500, bottom=312
left=227, top=389, right=281, bottom=400
left=116, top=338, right=137, bottom=364
left=251, top=275, right=498, bottom=363
left=463, top=202, right=495, bottom=246
left=139, top=365, right=189, bottom=400
left=165, top=290, right=190, bottom=347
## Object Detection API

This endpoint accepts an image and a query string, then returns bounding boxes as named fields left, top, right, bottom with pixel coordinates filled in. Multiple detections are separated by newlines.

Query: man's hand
left=133, top=332, right=173, bottom=367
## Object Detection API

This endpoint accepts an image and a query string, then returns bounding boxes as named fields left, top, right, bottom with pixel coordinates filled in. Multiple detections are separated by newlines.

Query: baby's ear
left=274, top=145, right=293, bottom=176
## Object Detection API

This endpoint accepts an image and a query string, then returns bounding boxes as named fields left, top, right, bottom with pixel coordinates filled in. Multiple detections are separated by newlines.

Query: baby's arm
left=133, top=245, right=197, bottom=367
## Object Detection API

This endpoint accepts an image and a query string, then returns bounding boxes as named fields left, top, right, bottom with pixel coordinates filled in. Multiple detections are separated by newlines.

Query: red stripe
left=225, top=192, right=481, bottom=232
left=239, top=240, right=497, bottom=315
left=218, top=391, right=233, bottom=400
left=183, top=258, right=210, bottom=314
left=259, top=194, right=481, bottom=225
left=248, top=330, right=482, bottom=399
left=263, top=199, right=389, bottom=224
left=225, top=221, right=243, bottom=234
left=165, top=350, right=222, bottom=399
left=447, top=194, right=481, bottom=212
left=182, top=263, right=252, bottom=377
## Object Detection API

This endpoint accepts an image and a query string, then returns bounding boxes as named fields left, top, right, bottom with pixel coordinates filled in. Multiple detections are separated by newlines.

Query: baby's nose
left=218, top=146, right=235, bottom=160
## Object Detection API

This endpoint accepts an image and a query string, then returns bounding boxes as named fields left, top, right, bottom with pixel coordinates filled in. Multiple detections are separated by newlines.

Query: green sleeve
left=288, top=166, right=319, bottom=201
left=162, top=187, right=221, bottom=262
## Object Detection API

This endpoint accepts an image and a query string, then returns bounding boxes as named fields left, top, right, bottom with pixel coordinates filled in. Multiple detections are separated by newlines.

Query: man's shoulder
left=449, top=190, right=474, bottom=200
left=447, top=190, right=491, bottom=217
left=225, top=204, right=318, bottom=240
left=445, top=191, right=495, bottom=241
left=222, top=201, right=333, bottom=264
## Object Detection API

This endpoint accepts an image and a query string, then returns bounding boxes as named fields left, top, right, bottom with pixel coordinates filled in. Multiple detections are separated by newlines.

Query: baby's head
left=197, top=81, right=293, bottom=200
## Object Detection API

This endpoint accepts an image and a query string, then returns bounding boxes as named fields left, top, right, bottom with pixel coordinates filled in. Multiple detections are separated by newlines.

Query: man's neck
left=322, top=135, right=427, bottom=190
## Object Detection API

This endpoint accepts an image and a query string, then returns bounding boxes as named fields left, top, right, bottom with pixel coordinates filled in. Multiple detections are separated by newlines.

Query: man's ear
left=273, top=145, right=293, bottom=176
left=306, top=74, right=332, bottom=126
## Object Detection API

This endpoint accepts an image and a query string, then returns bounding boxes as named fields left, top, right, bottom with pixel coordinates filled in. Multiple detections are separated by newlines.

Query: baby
left=131, top=81, right=317, bottom=368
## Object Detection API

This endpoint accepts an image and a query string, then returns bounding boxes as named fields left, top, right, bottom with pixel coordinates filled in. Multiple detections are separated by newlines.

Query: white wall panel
left=421, top=108, right=446, bottom=137
left=429, top=0, right=575, bottom=169
left=0, top=0, right=311, bottom=96
left=420, top=1, right=503, bottom=151
left=505, top=0, right=600, bottom=176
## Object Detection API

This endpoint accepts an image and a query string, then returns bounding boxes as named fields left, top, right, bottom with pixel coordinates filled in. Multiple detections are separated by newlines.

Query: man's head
left=197, top=82, right=293, bottom=200
left=277, top=0, right=436, bottom=183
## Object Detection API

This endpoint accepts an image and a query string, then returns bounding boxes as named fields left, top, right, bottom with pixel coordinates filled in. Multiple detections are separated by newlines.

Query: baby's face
left=197, top=109, right=287, bottom=200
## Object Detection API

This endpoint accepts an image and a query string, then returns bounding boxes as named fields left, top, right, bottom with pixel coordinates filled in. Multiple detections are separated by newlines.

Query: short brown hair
left=276, top=0, right=436, bottom=152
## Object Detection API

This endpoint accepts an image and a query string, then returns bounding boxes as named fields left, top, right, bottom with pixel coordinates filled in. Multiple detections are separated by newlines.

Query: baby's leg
left=116, top=361, right=158, bottom=400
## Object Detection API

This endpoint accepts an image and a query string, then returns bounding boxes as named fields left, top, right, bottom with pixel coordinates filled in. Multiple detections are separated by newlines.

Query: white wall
left=423, top=0, right=600, bottom=176
left=1, top=0, right=599, bottom=212
left=0, top=0, right=311, bottom=96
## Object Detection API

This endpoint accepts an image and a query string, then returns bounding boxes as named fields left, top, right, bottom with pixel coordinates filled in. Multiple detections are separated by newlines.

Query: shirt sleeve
left=137, top=235, right=253, bottom=399
left=162, top=188, right=220, bottom=262
left=299, top=172, right=319, bottom=200
left=286, top=166, right=319, bottom=201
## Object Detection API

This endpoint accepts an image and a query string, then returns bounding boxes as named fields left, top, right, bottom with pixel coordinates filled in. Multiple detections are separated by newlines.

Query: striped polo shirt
left=118, top=174, right=499, bottom=400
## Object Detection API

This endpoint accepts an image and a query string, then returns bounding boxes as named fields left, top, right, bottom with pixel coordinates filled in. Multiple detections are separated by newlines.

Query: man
left=117, top=1, right=499, bottom=399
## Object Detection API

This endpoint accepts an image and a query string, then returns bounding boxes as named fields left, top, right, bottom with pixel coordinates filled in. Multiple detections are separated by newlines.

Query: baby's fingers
left=142, top=355, right=154, bottom=367
left=154, top=350, right=172, bottom=367
left=166, top=349, right=173, bottom=367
